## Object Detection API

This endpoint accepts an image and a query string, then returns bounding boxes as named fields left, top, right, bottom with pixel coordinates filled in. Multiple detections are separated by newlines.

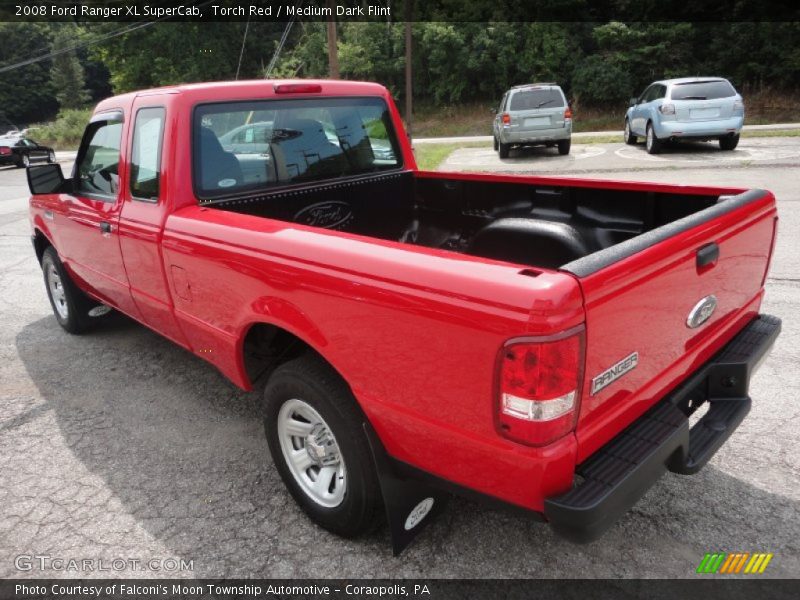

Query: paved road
left=413, top=122, right=800, bottom=144
left=1, top=150, right=799, bottom=579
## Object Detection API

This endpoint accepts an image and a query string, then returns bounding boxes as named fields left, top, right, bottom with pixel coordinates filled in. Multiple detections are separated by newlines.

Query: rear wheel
left=263, top=354, right=382, bottom=538
left=646, top=123, right=662, bottom=154
left=557, top=139, right=571, bottom=155
left=17, top=153, right=29, bottom=168
left=719, top=134, right=740, bottom=151
left=41, top=247, right=93, bottom=334
left=498, top=142, right=510, bottom=159
left=624, top=120, right=637, bottom=145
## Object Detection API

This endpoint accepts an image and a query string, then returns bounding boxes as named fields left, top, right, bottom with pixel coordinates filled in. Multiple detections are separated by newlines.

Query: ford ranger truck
left=27, top=80, right=780, bottom=553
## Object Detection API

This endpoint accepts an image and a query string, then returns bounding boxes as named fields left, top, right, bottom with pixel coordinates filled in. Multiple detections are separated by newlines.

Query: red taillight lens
left=501, top=113, right=511, bottom=125
left=273, top=83, right=322, bottom=94
left=496, top=328, right=584, bottom=446
left=0, top=146, right=10, bottom=155
left=564, top=107, right=573, bottom=120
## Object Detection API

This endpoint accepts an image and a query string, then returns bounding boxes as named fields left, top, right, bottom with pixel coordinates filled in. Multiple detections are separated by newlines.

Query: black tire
left=719, top=134, right=740, bottom=151
left=645, top=123, right=662, bottom=154
left=493, top=136, right=499, bottom=151
left=498, top=142, right=510, bottom=159
left=624, top=120, right=637, bottom=145
left=16, top=153, right=30, bottom=168
left=41, top=246, right=94, bottom=334
left=263, top=354, right=382, bottom=538
left=557, top=138, right=571, bottom=155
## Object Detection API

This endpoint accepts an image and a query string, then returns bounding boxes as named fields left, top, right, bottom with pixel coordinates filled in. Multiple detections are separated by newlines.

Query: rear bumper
left=499, top=124, right=571, bottom=144
left=544, top=314, right=781, bottom=543
left=654, top=116, right=744, bottom=140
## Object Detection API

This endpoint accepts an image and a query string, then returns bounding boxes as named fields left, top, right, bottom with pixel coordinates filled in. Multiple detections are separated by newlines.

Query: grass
left=28, top=108, right=93, bottom=150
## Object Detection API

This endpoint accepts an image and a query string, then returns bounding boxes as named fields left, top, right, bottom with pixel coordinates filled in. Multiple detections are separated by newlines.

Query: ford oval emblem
left=686, top=295, right=717, bottom=328
left=294, top=201, right=353, bottom=230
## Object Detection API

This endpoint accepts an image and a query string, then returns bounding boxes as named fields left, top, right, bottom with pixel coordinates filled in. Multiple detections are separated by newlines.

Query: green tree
left=51, top=26, right=90, bottom=110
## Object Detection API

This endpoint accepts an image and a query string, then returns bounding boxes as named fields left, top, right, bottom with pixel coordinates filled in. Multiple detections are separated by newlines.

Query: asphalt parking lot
left=1, top=140, right=799, bottom=579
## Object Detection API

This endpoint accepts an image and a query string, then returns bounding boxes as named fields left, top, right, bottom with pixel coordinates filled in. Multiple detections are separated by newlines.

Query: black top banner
left=1, top=0, right=800, bottom=22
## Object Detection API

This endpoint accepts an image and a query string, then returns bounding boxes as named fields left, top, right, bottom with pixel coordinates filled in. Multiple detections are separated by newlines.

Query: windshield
left=509, top=89, right=564, bottom=111
left=670, top=80, right=737, bottom=100
left=193, top=97, right=403, bottom=199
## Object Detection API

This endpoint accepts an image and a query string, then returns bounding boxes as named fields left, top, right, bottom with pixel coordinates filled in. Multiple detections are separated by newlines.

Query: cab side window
left=76, top=118, right=123, bottom=199
left=130, top=107, right=165, bottom=201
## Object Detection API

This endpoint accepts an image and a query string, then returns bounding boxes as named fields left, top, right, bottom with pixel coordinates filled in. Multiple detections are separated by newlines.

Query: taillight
left=496, top=327, right=585, bottom=446
left=501, top=113, right=511, bottom=125
left=0, top=146, right=10, bottom=155
left=659, top=103, right=675, bottom=115
left=734, top=99, right=744, bottom=112
left=564, top=107, right=573, bottom=120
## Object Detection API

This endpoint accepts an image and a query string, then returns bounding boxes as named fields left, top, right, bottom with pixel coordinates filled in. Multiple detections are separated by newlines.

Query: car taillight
left=734, top=99, right=744, bottom=111
left=501, top=113, right=511, bottom=125
left=659, top=103, right=675, bottom=115
left=564, top=107, right=573, bottom=120
left=496, top=327, right=584, bottom=446
left=0, top=146, right=10, bottom=155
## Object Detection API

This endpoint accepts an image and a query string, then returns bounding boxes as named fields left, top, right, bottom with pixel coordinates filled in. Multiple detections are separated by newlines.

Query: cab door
left=55, top=110, right=141, bottom=318
left=118, top=102, right=190, bottom=348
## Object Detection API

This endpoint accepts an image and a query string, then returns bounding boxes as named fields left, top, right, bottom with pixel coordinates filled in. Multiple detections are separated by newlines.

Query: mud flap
left=363, top=422, right=451, bottom=556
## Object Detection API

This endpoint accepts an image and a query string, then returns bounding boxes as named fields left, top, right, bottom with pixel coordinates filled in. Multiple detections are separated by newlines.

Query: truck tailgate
left=564, top=189, right=778, bottom=463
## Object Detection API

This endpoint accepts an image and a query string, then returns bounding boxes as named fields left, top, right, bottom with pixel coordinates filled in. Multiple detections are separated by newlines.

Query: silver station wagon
left=493, top=83, right=573, bottom=158
left=624, top=77, right=745, bottom=154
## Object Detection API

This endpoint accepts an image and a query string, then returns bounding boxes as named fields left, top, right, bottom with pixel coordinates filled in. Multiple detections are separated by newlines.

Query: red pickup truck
left=27, top=79, right=780, bottom=552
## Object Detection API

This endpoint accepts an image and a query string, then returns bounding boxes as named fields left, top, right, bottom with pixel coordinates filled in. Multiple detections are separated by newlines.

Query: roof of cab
left=93, top=79, right=390, bottom=113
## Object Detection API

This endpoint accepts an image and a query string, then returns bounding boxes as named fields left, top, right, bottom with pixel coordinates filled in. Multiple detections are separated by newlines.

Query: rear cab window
left=192, top=97, right=403, bottom=200
left=508, top=88, right=565, bottom=111
left=130, top=107, right=166, bottom=202
left=670, top=80, right=737, bottom=100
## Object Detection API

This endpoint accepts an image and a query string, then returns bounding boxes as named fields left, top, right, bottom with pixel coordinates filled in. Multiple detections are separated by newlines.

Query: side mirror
left=27, top=163, right=68, bottom=195
left=629, top=97, right=638, bottom=107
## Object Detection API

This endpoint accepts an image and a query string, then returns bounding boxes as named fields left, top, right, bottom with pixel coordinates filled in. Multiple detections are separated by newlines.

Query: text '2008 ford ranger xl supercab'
left=27, top=79, right=780, bottom=553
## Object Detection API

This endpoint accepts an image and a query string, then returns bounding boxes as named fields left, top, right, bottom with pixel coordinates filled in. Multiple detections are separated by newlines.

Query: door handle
left=696, top=242, right=719, bottom=269
left=99, top=221, right=113, bottom=234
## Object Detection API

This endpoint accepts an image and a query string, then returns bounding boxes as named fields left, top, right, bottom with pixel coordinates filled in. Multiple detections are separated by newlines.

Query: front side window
left=193, top=97, right=403, bottom=199
left=130, top=107, right=165, bottom=201
left=76, top=119, right=123, bottom=198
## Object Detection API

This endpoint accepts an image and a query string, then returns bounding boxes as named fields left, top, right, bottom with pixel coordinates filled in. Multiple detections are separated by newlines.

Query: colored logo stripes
left=696, top=552, right=773, bottom=574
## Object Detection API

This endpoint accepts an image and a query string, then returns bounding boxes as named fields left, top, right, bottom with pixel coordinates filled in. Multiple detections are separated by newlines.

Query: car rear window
left=508, top=89, right=564, bottom=111
left=670, top=80, right=737, bottom=100
left=193, top=97, right=403, bottom=199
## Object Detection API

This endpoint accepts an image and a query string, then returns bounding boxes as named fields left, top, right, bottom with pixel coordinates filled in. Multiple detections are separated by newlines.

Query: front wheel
left=624, top=120, right=637, bottom=145
left=557, top=139, right=571, bottom=155
left=17, top=153, right=30, bottom=168
left=646, top=123, right=662, bottom=154
left=263, top=354, right=382, bottom=538
left=47, top=150, right=56, bottom=163
left=719, top=134, right=740, bottom=151
left=41, top=247, right=93, bottom=334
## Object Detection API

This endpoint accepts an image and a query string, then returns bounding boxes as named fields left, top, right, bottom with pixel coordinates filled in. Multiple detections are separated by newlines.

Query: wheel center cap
left=305, top=424, right=340, bottom=466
